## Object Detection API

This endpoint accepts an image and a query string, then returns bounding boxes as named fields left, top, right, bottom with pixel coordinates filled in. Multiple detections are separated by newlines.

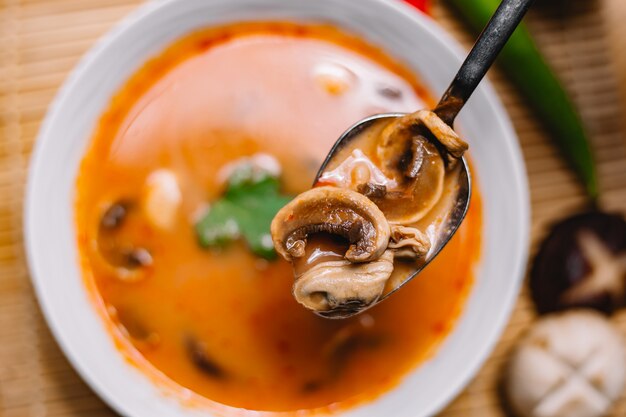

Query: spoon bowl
left=314, top=113, right=472, bottom=319
left=309, top=0, right=534, bottom=318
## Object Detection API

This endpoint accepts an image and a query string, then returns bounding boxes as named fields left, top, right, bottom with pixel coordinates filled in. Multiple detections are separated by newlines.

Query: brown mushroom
left=388, top=225, right=431, bottom=259
left=530, top=211, right=626, bottom=314
left=315, top=111, right=467, bottom=226
left=411, top=110, right=468, bottom=159
left=271, top=111, right=467, bottom=316
left=379, top=110, right=467, bottom=161
left=365, top=110, right=468, bottom=224
left=271, top=186, right=390, bottom=263
left=113, top=305, right=160, bottom=346
left=271, top=186, right=395, bottom=313
left=293, top=250, right=394, bottom=313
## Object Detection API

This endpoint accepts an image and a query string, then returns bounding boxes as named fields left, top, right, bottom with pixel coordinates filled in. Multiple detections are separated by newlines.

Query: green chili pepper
left=447, top=0, right=598, bottom=198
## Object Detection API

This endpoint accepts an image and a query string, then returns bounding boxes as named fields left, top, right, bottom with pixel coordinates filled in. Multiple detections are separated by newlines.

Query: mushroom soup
left=76, top=22, right=482, bottom=414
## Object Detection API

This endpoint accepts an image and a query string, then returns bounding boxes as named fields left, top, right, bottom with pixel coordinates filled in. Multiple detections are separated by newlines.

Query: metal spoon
left=314, top=0, right=534, bottom=318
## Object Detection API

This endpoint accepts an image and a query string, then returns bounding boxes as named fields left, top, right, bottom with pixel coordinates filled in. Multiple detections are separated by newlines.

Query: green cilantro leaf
left=195, top=163, right=292, bottom=260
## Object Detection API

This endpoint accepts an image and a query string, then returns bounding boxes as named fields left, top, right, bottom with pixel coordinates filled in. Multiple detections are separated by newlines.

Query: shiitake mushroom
left=271, top=186, right=391, bottom=263
left=530, top=211, right=626, bottom=314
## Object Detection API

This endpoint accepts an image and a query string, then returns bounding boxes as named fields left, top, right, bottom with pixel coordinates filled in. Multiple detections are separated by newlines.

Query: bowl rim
left=24, top=0, right=531, bottom=416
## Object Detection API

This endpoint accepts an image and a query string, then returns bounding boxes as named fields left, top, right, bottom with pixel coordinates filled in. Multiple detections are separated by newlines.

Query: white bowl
left=25, top=0, right=530, bottom=416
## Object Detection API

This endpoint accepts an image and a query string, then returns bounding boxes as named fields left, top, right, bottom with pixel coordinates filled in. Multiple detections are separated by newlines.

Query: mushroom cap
left=271, top=186, right=390, bottom=263
left=506, top=310, right=626, bottom=417
left=530, top=211, right=626, bottom=314
left=293, top=250, right=394, bottom=313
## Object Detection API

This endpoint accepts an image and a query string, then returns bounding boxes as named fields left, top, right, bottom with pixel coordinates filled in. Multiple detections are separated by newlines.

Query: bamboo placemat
left=1, top=1, right=626, bottom=416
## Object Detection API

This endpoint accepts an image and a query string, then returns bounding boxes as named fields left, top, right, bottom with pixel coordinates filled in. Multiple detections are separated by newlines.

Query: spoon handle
left=434, top=0, right=535, bottom=126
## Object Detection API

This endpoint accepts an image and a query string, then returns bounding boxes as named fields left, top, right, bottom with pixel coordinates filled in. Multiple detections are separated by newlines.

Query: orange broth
left=75, top=22, right=482, bottom=415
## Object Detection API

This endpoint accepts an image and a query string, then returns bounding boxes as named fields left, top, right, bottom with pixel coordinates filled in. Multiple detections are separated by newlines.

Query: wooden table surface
left=1, top=0, right=625, bottom=416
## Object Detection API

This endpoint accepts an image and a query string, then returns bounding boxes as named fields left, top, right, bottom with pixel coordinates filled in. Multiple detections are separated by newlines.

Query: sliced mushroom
left=316, top=111, right=467, bottom=226
left=506, top=311, right=626, bottom=417
left=388, top=225, right=431, bottom=259
left=368, top=110, right=469, bottom=224
left=271, top=186, right=390, bottom=263
left=293, top=250, right=394, bottom=313
left=413, top=110, right=468, bottom=159
left=357, top=182, right=387, bottom=199
left=97, top=200, right=153, bottom=283
left=272, top=110, right=468, bottom=316
left=380, top=110, right=467, bottom=160
left=373, top=123, right=444, bottom=224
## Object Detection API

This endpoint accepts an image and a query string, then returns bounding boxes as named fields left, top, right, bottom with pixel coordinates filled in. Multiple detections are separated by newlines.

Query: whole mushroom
left=506, top=310, right=626, bottom=417
left=530, top=212, right=626, bottom=314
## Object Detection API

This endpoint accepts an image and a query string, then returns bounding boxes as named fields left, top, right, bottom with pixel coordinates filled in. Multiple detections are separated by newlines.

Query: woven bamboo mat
left=1, top=0, right=626, bottom=416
